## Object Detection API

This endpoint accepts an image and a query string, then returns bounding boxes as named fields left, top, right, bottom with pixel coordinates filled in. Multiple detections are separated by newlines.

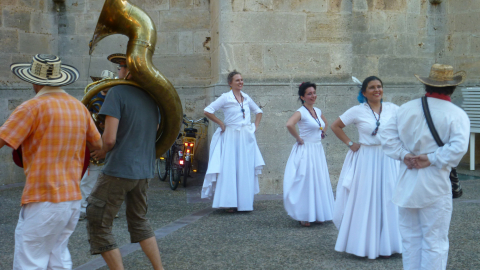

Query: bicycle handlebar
left=183, top=115, right=209, bottom=125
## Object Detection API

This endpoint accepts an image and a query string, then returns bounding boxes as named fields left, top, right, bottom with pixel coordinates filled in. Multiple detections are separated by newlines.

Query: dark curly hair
left=298, top=82, right=316, bottom=104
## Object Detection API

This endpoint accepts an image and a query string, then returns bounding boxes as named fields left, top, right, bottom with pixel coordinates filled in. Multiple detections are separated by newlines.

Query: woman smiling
left=201, top=70, right=265, bottom=213
left=330, top=76, right=402, bottom=259
left=283, top=82, right=334, bottom=227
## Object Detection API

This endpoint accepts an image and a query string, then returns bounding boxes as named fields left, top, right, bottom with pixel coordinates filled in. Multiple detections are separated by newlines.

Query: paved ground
left=0, top=164, right=479, bottom=270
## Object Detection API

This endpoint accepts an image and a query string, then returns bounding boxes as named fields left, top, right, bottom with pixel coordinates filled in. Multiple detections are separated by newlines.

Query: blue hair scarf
left=357, top=89, right=365, bottom=103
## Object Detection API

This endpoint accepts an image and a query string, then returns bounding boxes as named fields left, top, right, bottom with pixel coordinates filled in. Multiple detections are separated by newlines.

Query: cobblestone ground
left=0, top=164, right=479, bottom=270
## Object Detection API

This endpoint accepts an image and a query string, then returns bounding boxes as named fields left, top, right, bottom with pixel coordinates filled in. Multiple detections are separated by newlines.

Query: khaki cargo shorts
left=86, top=173, right=155, bottom=255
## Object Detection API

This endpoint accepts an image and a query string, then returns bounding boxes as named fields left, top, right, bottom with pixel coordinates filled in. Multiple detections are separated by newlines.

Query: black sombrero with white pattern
left=10, top=54, right=79, bottom=86
left=90, top=70, right=115, bottom=82
left=107, top=53, right=127, bottom=64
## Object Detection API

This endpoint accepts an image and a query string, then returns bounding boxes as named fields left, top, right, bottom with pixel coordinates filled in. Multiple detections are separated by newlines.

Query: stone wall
left=0, top=0, right=59, bottom=184
left=0, top=0, right=58, bottom=86
left=207, top=0, right=480, bottom=194
left=448, top=0, right=480, bottom=83
left=0, top=0, right=212, bottom=185
left=54, top=0, right=211, bottom=88
left=1, top=0, right=480, bottom=192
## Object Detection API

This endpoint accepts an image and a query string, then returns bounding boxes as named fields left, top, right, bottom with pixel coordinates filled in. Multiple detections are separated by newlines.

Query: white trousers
left=13, top=200, right=81, bottom=270
left=398, top=194, right=452, bottom=270
left=80, top=163, right=103, bottom=213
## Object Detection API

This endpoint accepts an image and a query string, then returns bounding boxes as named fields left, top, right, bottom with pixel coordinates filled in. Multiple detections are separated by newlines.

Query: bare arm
left=254, top=113, right=262, bottom=131
left=86, top=137, right=102, bottom=151
left=204, top=111, right=225, bottom=132
left=286, top=111, right=303, bottom=144
left=102, top=116, right=119, bottom=152
left=330, top=117, right=360, bottom=152
left=91, top=115, right=119, bottom=160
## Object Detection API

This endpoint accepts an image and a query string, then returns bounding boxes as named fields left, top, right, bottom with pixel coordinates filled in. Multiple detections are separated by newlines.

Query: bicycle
left=156, top=134, right=182, bottom=190
left=155, top=115, right=208, bottom=190
left=180, top=115, right=209, bottom=187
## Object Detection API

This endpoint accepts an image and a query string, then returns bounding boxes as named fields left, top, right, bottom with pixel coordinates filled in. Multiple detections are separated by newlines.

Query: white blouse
left=204, top=90, right=263, bottom=127
left=297, top=106, right=325, bottom=143
left=339, top=102, right=399, bottom=145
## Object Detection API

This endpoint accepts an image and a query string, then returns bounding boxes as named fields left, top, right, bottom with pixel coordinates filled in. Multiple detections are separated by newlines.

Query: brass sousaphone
left=83, top=0, right=183, bottom=158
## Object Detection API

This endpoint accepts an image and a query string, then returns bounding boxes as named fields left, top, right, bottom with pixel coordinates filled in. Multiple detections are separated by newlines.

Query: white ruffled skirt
left=201, top=123, right=264, bottom=211
left=333, top=145, right=402, bottom=259
left=283, top=141, right=335, bottom=222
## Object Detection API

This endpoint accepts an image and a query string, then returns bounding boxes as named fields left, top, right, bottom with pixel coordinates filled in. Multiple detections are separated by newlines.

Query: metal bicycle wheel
left=169, top=147, right=180, bottom=190
left=182, top=160, right=190, bottom=187
left=156, top=151, right=168, bottom=181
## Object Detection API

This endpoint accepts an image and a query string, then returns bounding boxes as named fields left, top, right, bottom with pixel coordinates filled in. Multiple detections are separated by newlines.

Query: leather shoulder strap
left=421, top=96, right=445, bottom=147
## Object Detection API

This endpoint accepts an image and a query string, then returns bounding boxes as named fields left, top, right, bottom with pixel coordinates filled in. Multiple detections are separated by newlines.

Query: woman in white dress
left=284, top=82, right=335, bottom=227
left=330, top=76, right=402, bottom=259
left=201, top=70, right=265, bottom=212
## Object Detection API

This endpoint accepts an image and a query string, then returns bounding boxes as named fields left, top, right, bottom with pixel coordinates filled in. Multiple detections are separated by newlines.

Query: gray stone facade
left=1, top=0, right=479, bottom=193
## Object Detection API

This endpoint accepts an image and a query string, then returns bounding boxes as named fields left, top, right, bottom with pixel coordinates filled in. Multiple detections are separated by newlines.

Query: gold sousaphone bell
left=82, top=0, right=183, bottom=158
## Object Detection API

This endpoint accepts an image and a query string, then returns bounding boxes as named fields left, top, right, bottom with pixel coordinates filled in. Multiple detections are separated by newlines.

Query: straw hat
left=415, top=64, right=466, bottom=87
left=10, top=54, right=79, bottom=86
left=107, top=53, right=127, bottom=64
left=90, top=70, right=115, bottom=82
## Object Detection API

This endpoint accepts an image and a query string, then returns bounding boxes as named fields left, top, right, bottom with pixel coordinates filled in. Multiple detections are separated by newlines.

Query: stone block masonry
left=1, top=0, right=480, bottom=193
left=0, top=0, right=212, bottom=186
left=3, top=8, right=30, bottom=31
left=0, top=29, right=19, bottom=54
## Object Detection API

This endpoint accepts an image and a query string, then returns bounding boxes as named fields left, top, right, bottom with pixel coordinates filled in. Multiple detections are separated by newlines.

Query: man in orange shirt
left=0, top=54, right=102, bottom=269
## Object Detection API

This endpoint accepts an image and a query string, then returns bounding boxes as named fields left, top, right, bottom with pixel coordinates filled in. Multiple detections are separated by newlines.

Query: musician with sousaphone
left=86, top=53, right=164, bottom=268
left=83, top=0, right=183, bottom=268
left=79, top=69, right=115, bottom=221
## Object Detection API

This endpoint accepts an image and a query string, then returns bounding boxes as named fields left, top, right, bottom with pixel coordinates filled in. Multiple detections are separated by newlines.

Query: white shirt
left=379, top=97, right=470, bottom=208
left=340, top=102, right=399, bottom=145
left=204, top=90, right=263, bottom=127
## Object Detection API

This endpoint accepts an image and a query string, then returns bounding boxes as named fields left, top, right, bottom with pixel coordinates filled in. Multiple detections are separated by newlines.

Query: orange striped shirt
left=0, top=87, right=101, bottom=205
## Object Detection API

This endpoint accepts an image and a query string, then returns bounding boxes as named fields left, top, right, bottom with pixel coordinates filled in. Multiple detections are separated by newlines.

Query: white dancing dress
left=333, top=102, right=402, bottom=259
left=283, top=106, right=335, bottom=222
left=201, top=90, right=265, bottom=211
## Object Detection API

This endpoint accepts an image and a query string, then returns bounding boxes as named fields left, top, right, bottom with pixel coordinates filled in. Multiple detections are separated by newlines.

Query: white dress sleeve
left=247, top=95, right=263, bottom=114
left=339, top=105, right=359, bottom=126
left=204, top=93, right=226, bottom=114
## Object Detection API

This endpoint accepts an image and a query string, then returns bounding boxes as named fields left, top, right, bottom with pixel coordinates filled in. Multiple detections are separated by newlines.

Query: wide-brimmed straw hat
left=415, top=64, right=466, bottom=87
left=90, top=70, right=115, bottom=82
left=107, top=53, right=127, bottom=64
left=10, top=54, right=79, bottom=86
